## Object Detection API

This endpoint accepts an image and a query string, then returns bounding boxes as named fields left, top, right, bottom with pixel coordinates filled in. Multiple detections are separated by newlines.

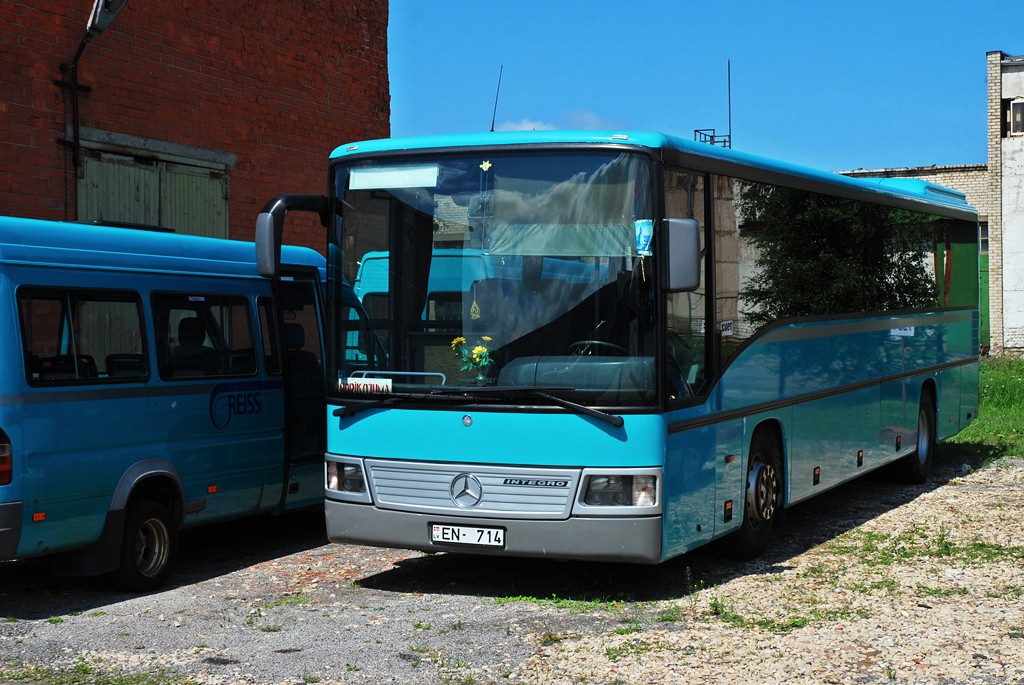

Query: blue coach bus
left=0, top=217, right=327, bottom=589
left=258, top=130, right=979, bottom=563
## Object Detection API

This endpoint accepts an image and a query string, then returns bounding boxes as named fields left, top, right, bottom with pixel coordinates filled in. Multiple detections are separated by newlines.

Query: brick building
left=0, top=0, right=389, bottom=249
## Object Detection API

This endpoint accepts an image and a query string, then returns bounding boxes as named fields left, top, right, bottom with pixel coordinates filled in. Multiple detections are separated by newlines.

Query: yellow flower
left=471, top=345, right=488, bottom=362
left=451, top=336, right=466, bottom=351
left=481, top=336, right=492, bottom=342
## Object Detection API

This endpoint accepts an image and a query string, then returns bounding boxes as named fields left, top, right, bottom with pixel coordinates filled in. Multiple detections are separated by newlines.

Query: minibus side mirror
left=664, top=218, right=701, bottom=292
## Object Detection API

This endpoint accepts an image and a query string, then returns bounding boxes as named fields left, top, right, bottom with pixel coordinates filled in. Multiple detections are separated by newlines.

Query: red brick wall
left=0, top=0, right=389, bottom=250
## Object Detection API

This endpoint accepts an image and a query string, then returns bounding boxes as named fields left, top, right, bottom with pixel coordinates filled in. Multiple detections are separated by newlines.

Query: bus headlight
left=326, top=460, right=366, bottom=494
left=582, top=474, right=657, bottom=507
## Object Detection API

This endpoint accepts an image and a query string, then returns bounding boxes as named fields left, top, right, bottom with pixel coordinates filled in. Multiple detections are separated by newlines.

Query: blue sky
left=388, top=1, right=1023, bottom=172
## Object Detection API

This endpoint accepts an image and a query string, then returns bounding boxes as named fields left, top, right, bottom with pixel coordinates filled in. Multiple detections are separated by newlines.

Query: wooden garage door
left=78, top=150, right=228, bottom=238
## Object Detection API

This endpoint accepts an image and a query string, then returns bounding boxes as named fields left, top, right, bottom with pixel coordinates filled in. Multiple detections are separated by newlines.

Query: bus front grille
left=364, top=459, right=580, bottom=519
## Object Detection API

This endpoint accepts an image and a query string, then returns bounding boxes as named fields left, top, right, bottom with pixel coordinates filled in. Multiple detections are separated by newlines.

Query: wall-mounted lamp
left=87, top=0, right=130, bottom=36
left=57, top=0, right=130, bottom=198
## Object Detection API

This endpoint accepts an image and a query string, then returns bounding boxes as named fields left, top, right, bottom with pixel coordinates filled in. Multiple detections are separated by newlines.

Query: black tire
left=726, top=429, right=783, bottom=560
left=109, top=501, right=177, bottom=592
left=895, top=390, right=936, bottom=485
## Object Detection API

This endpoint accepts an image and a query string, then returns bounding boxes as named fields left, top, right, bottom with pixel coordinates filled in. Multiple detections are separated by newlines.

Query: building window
left=1009, top=99, right=1024, bottom=136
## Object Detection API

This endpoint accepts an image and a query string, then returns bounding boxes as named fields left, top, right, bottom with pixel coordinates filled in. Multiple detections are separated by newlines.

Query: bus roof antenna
left=490, top=65, right=503, bottom=132
left=727, top=59, right=732, bottom=145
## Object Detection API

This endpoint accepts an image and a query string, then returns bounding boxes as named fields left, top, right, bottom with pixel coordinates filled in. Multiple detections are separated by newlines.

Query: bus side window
left=153, top=292, right=256, bottom=379
left=664, top=170, right=709, bottom=401
left=18, top=289, right=146, bottom=384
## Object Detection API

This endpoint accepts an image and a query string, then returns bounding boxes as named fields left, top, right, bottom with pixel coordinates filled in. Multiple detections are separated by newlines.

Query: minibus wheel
left=110, top=500, right=177, bottom=592
left=726, top=428, right=782, bottom=560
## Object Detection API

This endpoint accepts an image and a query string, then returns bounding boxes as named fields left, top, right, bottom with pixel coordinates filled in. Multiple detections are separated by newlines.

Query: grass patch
left=947, top=356, right=1024, bottom=459
left=494, top=594, right=626, bottom=614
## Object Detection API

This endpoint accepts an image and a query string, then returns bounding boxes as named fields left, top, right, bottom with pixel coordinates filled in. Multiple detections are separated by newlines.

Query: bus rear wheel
left=895, top=390, right=936, bottom=485
left=110, top=500, right=177, bottom=592
left=726, top=429, right=782, bottom=560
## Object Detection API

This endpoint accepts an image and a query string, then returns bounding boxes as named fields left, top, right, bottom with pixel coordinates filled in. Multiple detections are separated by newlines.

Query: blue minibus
left=0, top=216, right=326, bottom=590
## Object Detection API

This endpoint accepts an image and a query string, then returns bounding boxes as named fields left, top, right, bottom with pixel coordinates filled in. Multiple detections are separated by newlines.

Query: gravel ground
left=1, top=454, right=1022, bottom=685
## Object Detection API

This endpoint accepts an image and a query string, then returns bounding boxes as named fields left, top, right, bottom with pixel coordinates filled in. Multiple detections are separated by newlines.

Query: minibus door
left=272, top=272, right=327, bottom=509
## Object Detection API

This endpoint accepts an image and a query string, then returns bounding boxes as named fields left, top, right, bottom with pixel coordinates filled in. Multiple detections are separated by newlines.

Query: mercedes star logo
left=450, top=473, right=483, bottom=508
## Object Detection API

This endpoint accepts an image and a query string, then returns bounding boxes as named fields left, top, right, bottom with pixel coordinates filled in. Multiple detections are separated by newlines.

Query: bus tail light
left=0, top=430, right=11, bottom=486
left=327, top=460, right=366, bottom=494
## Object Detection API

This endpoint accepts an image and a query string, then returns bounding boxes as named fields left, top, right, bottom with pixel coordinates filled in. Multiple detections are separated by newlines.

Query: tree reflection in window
left=735, top=182, right=939, bottom=329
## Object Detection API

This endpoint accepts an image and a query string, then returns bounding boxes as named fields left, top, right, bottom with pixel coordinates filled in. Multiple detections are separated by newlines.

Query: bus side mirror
left=255, top=194, right=328, bottom=279
left=664, top=218, right=701, bottom=292
left=255, top=210, right=282, bottom=279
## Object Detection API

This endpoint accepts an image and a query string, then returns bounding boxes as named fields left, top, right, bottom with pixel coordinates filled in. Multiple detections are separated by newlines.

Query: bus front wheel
left=726, top=429, right=782, bottom=560
left=110, top=500, right=177, bottom=592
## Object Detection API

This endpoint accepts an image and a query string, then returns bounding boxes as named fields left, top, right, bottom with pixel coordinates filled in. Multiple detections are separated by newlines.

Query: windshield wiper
left=455, top=386, right=625, bottom=428
left=334, top=385, right=625, bottom=427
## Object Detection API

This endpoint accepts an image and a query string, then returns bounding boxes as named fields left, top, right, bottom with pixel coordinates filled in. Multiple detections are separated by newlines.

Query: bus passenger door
left=260, top=273, right=326, bottom=510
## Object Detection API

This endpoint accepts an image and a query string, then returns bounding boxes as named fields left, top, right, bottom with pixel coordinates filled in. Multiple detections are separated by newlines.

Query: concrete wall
left=998, top=56, right=1024, bottom=349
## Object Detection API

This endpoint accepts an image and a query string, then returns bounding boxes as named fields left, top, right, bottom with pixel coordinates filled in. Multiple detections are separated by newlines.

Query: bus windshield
left=328, top=150, right=659, bottom=407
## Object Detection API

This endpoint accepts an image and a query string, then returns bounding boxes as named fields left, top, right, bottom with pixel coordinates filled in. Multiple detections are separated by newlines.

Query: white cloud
left=495, top=118, right=557, bottom=132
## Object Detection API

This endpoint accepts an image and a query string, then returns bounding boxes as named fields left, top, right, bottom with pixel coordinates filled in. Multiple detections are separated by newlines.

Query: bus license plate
left=431, top=523, right=505, bottom=547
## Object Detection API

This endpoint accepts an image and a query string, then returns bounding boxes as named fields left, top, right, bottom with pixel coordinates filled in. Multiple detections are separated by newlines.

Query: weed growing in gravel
left=987, top=584, right=1024, bottom=599
left=707, top=594, right=864, bottom=633
left=538, top=631, right=573, bottom=646
left=45, top=616, right=64, bottom=625
left=915, top=584, right=969, bottom=598
left=432, top=654, right=476, bottom=684
left=615, top=621, right=642, bottom=635
left=708, top=595, right=744, bottom=627
left=655, top=604, right=685, bottom=622
left=494, top=593, right=627, bottom=614
left=848, top=577, right=900, bottom=594
left=829, top=526, right=1024, bottom=566
left=0, top=658, right=183, bottom=685
left=278, top=594, right=310, bottom=607
left=605, top=638, right=663, bottom=662
left=606, top=642, right=643, bottom=662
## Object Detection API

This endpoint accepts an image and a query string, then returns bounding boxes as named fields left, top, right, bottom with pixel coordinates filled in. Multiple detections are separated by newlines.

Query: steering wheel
left=568, top=340, right=628, bottom=356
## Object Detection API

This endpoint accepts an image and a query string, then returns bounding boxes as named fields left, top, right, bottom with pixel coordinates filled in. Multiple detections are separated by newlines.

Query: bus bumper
left=0, top=501, right=22, bottom=559
left=325, top=499, right=663, bottom=564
